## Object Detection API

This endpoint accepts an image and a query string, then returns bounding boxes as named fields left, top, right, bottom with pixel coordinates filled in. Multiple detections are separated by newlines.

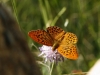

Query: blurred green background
left=3, top=0, right=100, bottom=75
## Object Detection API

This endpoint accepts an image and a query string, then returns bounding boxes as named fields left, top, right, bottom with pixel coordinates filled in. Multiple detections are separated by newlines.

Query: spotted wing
left=61, top=32, right=78, bottom=45
left=47, top=26, right=65, bottom=40
left=57, top=45, right=78, bottom=60
left=28, top=30, right=53, bottom=46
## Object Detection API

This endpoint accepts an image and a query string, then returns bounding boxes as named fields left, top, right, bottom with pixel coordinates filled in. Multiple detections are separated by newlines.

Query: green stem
left=50, top=61, right=54, bottom=75
left=51, top=7, right=66, bottom=26
left=39, top=0, right=48, bottom=26
left=11, top=0, right=20, bottom=28
left=31, top=43, right=39, bottom=51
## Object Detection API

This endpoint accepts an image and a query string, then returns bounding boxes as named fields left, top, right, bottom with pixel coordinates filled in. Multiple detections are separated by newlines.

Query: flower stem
left=49, top=61, right=54, bottom=75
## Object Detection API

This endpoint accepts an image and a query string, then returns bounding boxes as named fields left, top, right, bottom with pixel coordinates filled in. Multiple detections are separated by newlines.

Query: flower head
left=39, top=45, right=64, bottom=63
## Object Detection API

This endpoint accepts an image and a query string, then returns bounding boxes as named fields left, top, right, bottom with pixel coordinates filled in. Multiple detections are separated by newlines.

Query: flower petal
left=39, top=45, right=64, bottom=63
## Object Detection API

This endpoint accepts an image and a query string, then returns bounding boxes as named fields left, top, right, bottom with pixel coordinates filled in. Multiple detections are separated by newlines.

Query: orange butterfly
left=28, top=26, right=78, bottom=60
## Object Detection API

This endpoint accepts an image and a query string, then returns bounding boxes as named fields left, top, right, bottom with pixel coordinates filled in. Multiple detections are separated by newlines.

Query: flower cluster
left=39, top=45, right=64, bottom=63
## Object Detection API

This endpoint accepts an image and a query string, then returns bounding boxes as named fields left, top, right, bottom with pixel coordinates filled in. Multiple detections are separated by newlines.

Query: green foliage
left=5, top=0, right=100, bottom=75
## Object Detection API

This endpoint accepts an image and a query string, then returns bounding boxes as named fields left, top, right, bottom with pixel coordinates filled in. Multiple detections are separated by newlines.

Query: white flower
left=39, top=45, right=64, bottom=63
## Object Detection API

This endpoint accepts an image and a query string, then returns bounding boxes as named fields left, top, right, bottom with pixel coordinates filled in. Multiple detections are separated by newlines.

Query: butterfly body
left=52, top=40, right=60, bottom=51
left=52, top=31, right=66, bottom=51
left=28, top=26, right=78, bottom=60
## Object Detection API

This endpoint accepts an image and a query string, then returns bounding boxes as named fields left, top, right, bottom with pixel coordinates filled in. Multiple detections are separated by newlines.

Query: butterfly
left=28, top=26, right=78, bottom=60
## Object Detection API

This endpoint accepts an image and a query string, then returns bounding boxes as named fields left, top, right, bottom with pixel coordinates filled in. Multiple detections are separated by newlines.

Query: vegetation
left=2, top=0, right=100, bottom=75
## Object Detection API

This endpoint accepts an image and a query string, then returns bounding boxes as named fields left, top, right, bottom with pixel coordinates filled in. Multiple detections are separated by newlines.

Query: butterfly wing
left=28, top=30, right=53, bottom=46
left=47, top=26, right=66, bottom=40
left=57, top=45, right=78, bottom=60
left=61, top=32, right=78, bottom=45
left=57, top=32, right=78, bottom=59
